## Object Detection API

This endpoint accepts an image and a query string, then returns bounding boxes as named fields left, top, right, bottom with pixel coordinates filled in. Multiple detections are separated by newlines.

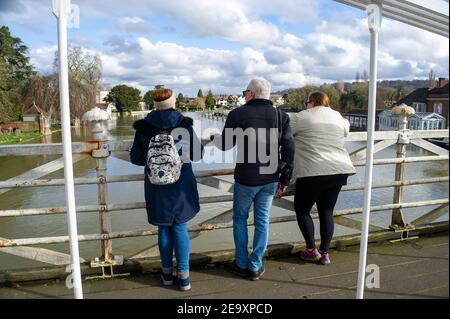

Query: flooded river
left=0, top=112, right=448, bottom=270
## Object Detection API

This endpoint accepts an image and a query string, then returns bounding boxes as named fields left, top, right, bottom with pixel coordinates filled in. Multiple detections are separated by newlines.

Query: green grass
left=51, top=123, right=61, bottom=131
left=0, top=131, right=43, bottom=145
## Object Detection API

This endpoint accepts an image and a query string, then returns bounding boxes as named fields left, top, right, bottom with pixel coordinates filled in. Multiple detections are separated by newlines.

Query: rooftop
left=23, top=103, right=45, bottom=115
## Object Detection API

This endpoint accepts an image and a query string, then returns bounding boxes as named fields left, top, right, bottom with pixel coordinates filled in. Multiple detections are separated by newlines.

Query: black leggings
left=294, top=175, right=347, bottom=253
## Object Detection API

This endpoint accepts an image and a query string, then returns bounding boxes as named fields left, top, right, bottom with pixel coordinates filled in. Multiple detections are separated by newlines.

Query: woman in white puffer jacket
left=289, top=91, right=355, bottom=265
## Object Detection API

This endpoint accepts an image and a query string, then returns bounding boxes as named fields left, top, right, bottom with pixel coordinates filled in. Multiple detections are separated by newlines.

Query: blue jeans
left=158, top=223, right=190, bottom=277
left=233, top=181, right=278, bottom=272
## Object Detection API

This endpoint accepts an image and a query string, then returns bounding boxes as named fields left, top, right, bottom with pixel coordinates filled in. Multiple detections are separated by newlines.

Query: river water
left=0, top=112, right=448, bottom=270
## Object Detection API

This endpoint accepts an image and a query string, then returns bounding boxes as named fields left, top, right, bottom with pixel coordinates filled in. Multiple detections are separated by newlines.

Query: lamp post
left=356, top=1, right=382, bottom=300
left=52, top=0, right=83, bottom=299
left=82, top=107, right=113, bottom=261
left=390, top=103, right=415, bottom=229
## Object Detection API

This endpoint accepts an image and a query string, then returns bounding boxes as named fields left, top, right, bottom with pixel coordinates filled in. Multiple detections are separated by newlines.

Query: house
left=23, top=103, right=45, bottom=122
left=22, top=102, right=51, bottom=135
left=96, top=90, right=110, bottom=104
left=216, top=98, right=228, bottom=107
left=427, top=79, right=449, bottom=127
left=342, top=109, right=384, bottom=131
left=395, top=77, right=448, bottom=128
left=95, top=102, right=117, bottom=115
left=236, top=95, right=246, bottom=107
left=270, top=95, right=285, bottom=107
left=378, top=110, right=446, bottom=131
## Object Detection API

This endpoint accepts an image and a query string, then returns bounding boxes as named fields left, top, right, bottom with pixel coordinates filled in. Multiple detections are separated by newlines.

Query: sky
left=0, top=0, right=449, bottom=97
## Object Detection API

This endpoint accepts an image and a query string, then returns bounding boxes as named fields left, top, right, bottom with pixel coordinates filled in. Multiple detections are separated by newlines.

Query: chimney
left=438, top=77, right=446, bottom=88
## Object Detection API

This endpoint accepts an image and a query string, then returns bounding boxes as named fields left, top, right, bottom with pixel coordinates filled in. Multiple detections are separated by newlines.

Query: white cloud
left=29, top=45, right=57, bottom=74
left=251, top=0, right=322, bottom=25
left=5, top=0, right=448, bottom=93
left=117, top=17, right=153, bottom=34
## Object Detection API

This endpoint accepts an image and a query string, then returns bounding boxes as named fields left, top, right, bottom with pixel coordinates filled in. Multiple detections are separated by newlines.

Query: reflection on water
left=0, top=112, right=448, bottom=270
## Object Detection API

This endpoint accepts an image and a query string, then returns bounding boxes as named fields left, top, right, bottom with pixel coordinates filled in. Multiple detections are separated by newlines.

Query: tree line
left=1, top=26, right=438, bottom=123
left=282, top=80, right=418, bottom=112
left=106, top=86, right=218, bottom=114
left=0, top=26, right=101, bottom=124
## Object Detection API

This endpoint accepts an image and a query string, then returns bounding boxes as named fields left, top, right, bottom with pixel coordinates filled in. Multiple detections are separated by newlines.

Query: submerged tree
left=105, top=85, right=141, bottom=114
left=21, top=74, right=96, bottom=123
left=205, top=90, right=215, bottom=110
left=143, top=90, right=154, bottom=110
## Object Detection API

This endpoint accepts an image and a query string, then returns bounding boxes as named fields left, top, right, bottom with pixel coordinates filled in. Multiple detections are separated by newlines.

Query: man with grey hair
left=211, top=77, right=294, bottom=281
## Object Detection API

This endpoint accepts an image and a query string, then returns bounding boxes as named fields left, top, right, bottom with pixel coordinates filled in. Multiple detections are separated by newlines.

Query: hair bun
left=152, top=89, right=173, bottom=102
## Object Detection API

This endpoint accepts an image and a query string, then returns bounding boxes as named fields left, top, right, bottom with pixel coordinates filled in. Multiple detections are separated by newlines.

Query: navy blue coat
left=130, top=109, right=204, bottom=226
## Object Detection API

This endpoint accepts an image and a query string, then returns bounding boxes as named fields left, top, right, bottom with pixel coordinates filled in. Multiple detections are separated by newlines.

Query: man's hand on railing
left=201, top=129, right=221, bottom=146
left=275, top=183, right=288, bottom=199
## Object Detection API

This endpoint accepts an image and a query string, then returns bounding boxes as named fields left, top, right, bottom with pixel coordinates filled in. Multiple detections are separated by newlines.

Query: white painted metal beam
left=334, top=0, right=449, bottom=37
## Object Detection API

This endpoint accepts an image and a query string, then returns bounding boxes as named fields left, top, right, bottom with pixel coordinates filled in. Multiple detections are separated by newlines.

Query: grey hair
left=246, top=77, right=271, bottom=100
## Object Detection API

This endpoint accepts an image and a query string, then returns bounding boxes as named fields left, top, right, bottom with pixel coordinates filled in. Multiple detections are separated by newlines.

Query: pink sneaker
left=319, top=252, right=331, bottom=265
left=299, top=248, right=321, bottom=261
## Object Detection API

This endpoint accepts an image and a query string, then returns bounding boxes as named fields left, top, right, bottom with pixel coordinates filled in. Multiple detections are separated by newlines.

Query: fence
left=0, top=119, right=448, bottom=276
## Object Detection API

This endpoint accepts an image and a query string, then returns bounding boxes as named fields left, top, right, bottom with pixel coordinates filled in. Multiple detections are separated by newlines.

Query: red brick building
left=427, top=78, right=449, bottom=128
left=396, top=77, right=449, bottom=128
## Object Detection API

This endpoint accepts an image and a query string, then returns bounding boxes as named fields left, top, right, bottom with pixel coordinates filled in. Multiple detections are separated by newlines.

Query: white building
left=378, top=110, right=446, bottom=131
left=236, top=96, right=246, bottom=107
left=106, top=103, right=117, bottom=115
left=96, top=90, right=110, bottom=104
left=216, top=99, right=228, bottom=107
left=274, top=96, right=285, bottom=107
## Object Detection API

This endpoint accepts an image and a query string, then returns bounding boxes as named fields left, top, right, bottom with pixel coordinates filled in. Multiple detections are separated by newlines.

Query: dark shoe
left=161, top=272, right=174, bottom=286
left=177, top=271, right=191, bottom=291
left=178, top=277, right=191, bottom=291
left=226, top=261, right=248, bottom=278
left=248, top=266, right=265, bottom=281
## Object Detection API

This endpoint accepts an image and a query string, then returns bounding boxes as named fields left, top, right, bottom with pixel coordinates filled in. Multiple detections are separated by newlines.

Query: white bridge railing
left=0, top=128, right=448, bottom=271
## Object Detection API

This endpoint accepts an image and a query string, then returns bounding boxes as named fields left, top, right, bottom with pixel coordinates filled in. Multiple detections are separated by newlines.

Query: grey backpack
left=146, top=132, right=182, bottom=185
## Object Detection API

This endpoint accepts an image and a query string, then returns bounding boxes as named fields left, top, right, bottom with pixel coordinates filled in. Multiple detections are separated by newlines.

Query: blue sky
left=0, top=0, right=448, bottom=96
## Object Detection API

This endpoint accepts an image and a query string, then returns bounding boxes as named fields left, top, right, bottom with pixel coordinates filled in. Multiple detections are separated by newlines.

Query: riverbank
left=0, top=131, right=43, bottom=145
left=0, top=124, right=62, bottom=145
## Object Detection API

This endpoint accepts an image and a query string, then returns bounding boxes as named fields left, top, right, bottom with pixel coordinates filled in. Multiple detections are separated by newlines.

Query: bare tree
left=21, top=74, right=96, bottom=123
left=54, top=46, right=102, bottom=87
left=362, top=70, right=369, bottom=82
left=428, top=69, right=436, bottom=88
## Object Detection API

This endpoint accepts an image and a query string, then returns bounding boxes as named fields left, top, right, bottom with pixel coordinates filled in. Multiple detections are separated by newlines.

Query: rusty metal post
left=390, top=104, right=415, bottom=229
left=82, top=108, right=112, bottom=261
left=93, top=143, right=111, bottom=260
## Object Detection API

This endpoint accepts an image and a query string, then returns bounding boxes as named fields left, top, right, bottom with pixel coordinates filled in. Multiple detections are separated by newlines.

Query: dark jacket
left=215, top=98, right=294, bottom=186
left=130, top=109, right=204, bottom=226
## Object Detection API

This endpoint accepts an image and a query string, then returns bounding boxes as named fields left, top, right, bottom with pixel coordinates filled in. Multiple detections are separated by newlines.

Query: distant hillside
left=274, top=79, right=433, bottom=95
